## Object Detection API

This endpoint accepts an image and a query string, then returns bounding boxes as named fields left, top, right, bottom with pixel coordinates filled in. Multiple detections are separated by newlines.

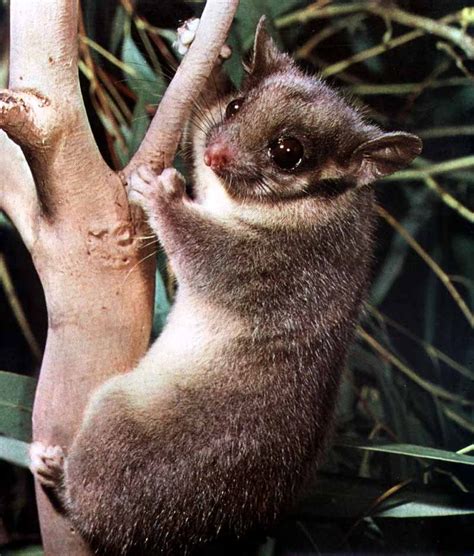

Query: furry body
left=30, top=18, right=421, bottom=556
left=65, top=182, right=374, bottom=555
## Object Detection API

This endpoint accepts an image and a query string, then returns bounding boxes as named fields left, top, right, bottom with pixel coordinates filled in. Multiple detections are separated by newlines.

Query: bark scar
left=0, top=89, right=55, bottom=148
left=87, top=223, right=141, bottom=268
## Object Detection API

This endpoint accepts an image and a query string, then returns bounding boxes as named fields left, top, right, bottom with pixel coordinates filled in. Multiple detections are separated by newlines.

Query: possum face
left=203, top=76, right=360, bottom=201
left=195, top=19, right=421, bottom=204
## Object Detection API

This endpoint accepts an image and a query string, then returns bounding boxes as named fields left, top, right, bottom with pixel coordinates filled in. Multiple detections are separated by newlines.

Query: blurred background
left=0, top=0, right=473, bottom=554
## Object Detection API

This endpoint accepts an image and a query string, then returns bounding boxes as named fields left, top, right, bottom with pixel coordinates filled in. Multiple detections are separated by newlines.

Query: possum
left=30, top=17, right=422, bottom=556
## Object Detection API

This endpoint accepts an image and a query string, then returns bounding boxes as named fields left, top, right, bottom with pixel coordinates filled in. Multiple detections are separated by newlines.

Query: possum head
left=197, top=17, right=422, bottom=203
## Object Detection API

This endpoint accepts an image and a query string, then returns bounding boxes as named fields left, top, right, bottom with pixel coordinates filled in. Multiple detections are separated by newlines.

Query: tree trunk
left=0, top=0, right=238, bottom=553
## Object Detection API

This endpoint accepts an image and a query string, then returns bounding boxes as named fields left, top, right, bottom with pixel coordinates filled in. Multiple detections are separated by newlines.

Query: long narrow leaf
left=375, top=500, right=474, bottom=518
left=0, top=436, right=30, bottom=468
left=0, top=370, right=36, bottom=441
left=337, top=438, right=474, bottom=466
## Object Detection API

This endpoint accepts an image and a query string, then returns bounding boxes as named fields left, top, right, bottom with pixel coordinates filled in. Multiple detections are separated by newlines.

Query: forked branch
left=2, top=0, right=122, bottom=224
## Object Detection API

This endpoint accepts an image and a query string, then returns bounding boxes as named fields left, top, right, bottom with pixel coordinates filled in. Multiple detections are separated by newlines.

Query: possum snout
left=204, top=138, right=237, bottom=174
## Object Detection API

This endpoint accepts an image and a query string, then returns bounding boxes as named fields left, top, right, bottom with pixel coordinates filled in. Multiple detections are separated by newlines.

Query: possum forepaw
left=159, top=168, right=186, bottom=199
left=29, top=441, right=65, bottom=489
left=128, top=166, right=186, bottom=211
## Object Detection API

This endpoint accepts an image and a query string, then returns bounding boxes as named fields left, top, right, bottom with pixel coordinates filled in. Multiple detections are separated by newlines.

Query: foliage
left=0, top=0, right=473, bottom=553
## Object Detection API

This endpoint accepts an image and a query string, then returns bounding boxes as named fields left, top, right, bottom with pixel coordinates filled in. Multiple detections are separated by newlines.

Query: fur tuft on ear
left=243, top=16, right=294, bottom=81
left=350, top=132, right=423, bottom=186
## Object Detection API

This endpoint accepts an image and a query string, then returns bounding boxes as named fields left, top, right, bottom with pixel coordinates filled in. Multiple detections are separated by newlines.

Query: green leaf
left=375, top=500, right=474, bottom=518
left=0, top=436, right=30, bottom=468
left=0, top=370, right=36, bottom=442
left=268, top=0, right=307, bottom=19
left=127, top=95, right=151, bottom=159
left=121, top=29, right=166, bottom=107
left=235, top=0, right=269, bottom=51
left=109, top=5, right=127, bottom=54
left=155, top=29, right=177, bottom=45
left=225, top=0, right=285, bottom=86
left=336, top=438, right=474, bottom=466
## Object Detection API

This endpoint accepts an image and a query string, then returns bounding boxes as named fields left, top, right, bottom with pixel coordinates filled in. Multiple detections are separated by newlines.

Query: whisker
left=211, top=72, right=224, bottom=124
left=192, top=97, right=217, bottom=131
left=120, top=248, right=158, bottom=288
left=141, top=238, right=161, bottom=250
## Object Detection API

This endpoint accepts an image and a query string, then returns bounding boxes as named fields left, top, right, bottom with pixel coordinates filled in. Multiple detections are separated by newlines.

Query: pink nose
left=204, top=142, right=234, bottom=172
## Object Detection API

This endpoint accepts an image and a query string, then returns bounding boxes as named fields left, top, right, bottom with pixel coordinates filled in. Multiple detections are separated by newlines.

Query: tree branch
left=377, top=206, right=473, bottom=327
left=346, top=77, right=469, bottom=95
left=276, top=2, right=368, bottom=27
left=383, top=154, right=474, bottom=180
left=5, top=0, right=120, bottom=219
left=277, top=4, right=472, bottom=77
left=9, top=1, right=80, bottom=106
left=0, top=130, right=40, bottom=250
left=123, top=0, right=240, bottom=177
left=369, top=5, right=474, bottom=59
left=320, top=11, right=460, bottom=77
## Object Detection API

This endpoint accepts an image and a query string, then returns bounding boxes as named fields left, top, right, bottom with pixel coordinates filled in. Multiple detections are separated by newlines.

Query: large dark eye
left=268, top=136, right=304, bottom=170
left=225, top=97, right=244, bottom=119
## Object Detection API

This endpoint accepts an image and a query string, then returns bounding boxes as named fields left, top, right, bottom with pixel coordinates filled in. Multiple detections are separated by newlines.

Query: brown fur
left=44, top=18, right=421, bottom=555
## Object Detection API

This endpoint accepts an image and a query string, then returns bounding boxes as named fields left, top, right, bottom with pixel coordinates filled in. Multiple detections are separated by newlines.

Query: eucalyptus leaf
left=156, top=29, right=177, bottom=45
left=127, top=95, right=151, bottom=159
left=235, top=0, right=270, bottom=51
left=0, top=436, right=30, bottom=468
left=375, top=500, right=474, bottom=518
left=114, top=131, right=130, bottom=167
left=121, top=31, right=166, bottom=106
left=268, top=0, right=307, bottom=19
left=336, top=438, right=474, bottom=466
left=109, top=5, right=126, bottom=54
left=0, top=370, right=36, bottom=442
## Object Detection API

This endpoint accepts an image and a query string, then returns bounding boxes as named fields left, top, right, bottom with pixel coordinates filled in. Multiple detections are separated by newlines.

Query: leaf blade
left=336, top=437, right=474, bottom=466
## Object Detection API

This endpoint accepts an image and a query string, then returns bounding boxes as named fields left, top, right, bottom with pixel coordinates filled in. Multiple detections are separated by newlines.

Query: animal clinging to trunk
left=30, top=17, right=422, bottom=556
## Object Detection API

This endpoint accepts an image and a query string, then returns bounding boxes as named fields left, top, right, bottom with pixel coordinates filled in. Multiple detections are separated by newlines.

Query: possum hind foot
left=29, top=441, right=65, bottom=489
left=174, top=16, right=232, bottom=60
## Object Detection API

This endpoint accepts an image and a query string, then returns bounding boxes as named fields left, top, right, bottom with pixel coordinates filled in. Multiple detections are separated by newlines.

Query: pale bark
left=0, top=0, right=239, bottom=553
left=0, top=131, right=39, bottom=249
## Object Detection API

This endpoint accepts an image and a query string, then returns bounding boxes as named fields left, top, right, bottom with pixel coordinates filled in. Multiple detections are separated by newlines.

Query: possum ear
left=244, top=16, right=293, bottom=79
left=350, top=132, right=422, bottom=186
